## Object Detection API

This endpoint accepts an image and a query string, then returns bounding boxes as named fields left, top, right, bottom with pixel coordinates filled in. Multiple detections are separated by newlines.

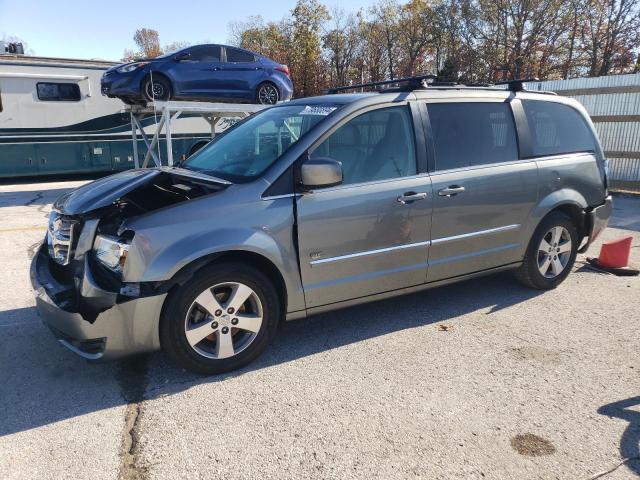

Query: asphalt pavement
left=0, top=179, right=638, bottom=480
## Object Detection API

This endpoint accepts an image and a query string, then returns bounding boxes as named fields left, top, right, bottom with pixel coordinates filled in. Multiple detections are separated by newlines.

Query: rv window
left=36, top=83, right=81, bottom=101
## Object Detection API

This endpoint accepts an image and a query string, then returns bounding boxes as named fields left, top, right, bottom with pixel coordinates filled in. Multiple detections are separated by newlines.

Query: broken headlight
left=93, top=234, right=130, bottom=275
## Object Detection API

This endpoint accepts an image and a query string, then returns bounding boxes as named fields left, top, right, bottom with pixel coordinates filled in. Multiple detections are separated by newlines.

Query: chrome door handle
left=438, top=186, right=465, bottom=197
left=397, top=192, right=428, bottom=204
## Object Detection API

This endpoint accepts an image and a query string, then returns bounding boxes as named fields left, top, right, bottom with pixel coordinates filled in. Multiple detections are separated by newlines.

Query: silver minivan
left=32, top=78, right=612, bottom=374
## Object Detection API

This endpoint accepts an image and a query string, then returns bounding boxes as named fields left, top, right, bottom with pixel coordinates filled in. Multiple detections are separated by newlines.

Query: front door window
left=310, top=105, right=417, bottom=185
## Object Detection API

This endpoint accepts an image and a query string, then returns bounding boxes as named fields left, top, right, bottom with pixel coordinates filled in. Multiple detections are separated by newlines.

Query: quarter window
left=36, top=82, right=81, bottom=101
left=522, top=100, right=596, bottom=157
left=310, top=106, right=417, bottom=185
left=427, top=102, right=519, bottom=171
left=226, top=48, right=255, bottom=63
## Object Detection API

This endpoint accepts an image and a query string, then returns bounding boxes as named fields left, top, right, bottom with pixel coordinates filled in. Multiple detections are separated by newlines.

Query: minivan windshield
left=183, top=104, right=339, bottom=182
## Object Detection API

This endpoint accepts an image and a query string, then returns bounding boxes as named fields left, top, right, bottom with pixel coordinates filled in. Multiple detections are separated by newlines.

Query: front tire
left=160, top=263, right=281, bottom=375
left=142, top=75, right=171, bottom=102
left=514, top=212, right=578, bottom=290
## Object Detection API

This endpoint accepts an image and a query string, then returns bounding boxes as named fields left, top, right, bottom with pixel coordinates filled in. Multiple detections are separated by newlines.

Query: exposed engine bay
left=95, top=169, right=226, bottom=235
left=39, top=167, right=230, bottom=322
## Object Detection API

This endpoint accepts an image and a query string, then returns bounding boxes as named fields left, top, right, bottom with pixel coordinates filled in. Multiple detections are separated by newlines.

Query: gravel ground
left=0, top=179, right=638, bottom=480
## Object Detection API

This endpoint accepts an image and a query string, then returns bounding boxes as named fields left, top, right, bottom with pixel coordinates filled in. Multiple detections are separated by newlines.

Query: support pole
left=131, top=114, right=162, bottom=168
left=127, top=101, right=265, bottom=169
left=165, top=110, right=181, bottom=166
left=130, top=111, right=140, bottom=169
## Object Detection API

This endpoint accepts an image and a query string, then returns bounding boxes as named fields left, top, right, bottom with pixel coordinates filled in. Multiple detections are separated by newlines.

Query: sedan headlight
left=93, top=234, right=130, bottom=274
left=116, top=62, right=147, bottom=74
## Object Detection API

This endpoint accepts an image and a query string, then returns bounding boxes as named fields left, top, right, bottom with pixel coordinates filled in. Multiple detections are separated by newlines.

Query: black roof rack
left=326, top=75, right=438, bottom=94
left=326, top=75, right=555, bottom=95
left=494, top=78, right=541, bottom=92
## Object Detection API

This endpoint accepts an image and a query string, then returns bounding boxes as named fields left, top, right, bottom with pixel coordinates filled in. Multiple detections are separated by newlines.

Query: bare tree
left=322, top=8, right=360, bottom=85
left=582, top=0, right=640, bottom=76
left=371, top=0, right=401, bottom=80
left=226, top=0, right=640, bottom=96
left=133, top=28, right=162, bottom=58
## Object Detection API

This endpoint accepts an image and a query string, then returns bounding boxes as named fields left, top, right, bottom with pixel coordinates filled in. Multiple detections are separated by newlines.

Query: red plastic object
left=596, top=236, right=633, bottom=269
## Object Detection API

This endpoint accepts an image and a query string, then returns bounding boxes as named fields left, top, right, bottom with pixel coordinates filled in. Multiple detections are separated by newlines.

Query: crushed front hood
left=53, top=168, right=230, bottom=216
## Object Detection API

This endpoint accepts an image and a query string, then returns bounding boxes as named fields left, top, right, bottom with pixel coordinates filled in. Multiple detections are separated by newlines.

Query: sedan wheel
left=257, top=83, right=279, bottom=105
left=537, top=226, right=572, bottom=278
left=185, top=282, right=263, bottom=360
left=142, top=76, right=171, bottom=102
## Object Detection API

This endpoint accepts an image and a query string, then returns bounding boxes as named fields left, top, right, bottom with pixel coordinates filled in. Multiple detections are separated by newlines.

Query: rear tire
left=256, top=82, right=279, bottom=105
left=514, top=212, right=578, bottom=290
left=160, top=263, right=281, bottom=375
left=142, top=75, right=171, bottom=102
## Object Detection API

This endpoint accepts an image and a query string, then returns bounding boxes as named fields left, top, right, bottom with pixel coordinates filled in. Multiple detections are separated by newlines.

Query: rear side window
left=310, top=106, right=416, bottom=185
left=522, top=100, right=596, bottom=157
left=226, top=48, right=255, bottom=63
left=188, top=45, right=221, bottom=62
left=36, top=83, right=81, bottom=101
left=427, top=102, right=518, bottom=171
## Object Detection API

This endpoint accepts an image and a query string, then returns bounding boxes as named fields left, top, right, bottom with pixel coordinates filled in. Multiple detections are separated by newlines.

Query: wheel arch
left=548, top=203, right=587, bottom=237
left=526, top=188, right=590, bottom=246
left=161, top=249, right=289, bottom=322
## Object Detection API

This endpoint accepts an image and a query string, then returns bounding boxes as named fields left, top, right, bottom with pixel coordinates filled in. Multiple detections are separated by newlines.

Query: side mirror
left=300, top=157, right=343, bottom=190
left=175, top=52, right=191, bottom=61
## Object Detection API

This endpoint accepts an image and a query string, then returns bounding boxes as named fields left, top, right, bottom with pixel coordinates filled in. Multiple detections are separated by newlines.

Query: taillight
left=276, top=65, right=290, bottom=76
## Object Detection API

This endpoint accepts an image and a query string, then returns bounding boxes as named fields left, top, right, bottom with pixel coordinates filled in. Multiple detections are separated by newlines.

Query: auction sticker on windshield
left=299, top=105, right=337, bottom=116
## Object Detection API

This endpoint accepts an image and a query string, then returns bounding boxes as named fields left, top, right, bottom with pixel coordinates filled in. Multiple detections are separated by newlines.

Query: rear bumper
left=578, top=195, right=613, bottom=253
left=277, top=77, right=294, bottom=101
left=30, top=244, right=165, bottom=361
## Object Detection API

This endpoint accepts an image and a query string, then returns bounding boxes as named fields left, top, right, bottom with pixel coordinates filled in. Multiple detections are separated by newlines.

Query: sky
left=1, top=0, right=377, bottom=61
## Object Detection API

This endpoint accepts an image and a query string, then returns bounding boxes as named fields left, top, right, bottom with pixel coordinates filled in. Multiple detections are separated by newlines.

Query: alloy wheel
left=184, top=282, right=263, bottom=359
left=258, top=84, right=279, bottom=104
left=537, top=226, right=572, bottom=278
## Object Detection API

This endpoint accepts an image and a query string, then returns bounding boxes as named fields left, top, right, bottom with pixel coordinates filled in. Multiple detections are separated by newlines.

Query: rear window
left=427, top=102, right=519, bottom=171
left=522, top=100, right=596, bottom=157
left=37, top=82, right=81, bottom=101
left=226, top=48, right=255, bottom=63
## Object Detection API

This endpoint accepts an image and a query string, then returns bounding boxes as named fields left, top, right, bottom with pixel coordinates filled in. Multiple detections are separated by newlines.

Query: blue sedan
left=101, top=44, right=294, bottom=105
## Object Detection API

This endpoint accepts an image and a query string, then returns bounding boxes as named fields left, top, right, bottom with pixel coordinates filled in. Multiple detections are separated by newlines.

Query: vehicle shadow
left=597, top=396, right=640, bottom=476
left=0, top=272, right=545, bottom=438
left=609, top=195, right=640, bottom=233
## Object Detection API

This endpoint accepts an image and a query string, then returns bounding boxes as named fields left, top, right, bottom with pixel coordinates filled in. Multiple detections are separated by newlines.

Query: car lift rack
left=125, top=101, right=266, bottom=168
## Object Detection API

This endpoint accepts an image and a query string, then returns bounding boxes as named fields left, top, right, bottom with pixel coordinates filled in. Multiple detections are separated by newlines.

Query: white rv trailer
left=0, top=54, right=212, bottom=177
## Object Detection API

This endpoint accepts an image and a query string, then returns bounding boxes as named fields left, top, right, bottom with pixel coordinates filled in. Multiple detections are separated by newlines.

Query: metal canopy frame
left=126, top=101, right=266, bottom=168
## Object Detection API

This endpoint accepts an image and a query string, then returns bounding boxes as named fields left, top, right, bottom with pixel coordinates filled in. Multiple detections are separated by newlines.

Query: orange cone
left=596, top=236, right=633, bottom=269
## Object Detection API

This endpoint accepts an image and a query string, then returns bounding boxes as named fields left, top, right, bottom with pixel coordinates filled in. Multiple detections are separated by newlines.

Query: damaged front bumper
left=30, top=243, right=166, bottom=361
